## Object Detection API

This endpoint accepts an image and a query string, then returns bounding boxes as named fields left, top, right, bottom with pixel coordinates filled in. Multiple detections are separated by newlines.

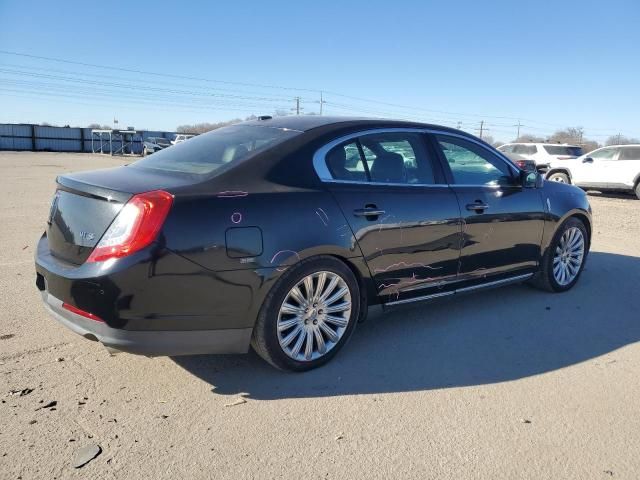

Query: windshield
left=543, top=145, right=583, bottom=156
left=132, top=125, right=300, bottom=176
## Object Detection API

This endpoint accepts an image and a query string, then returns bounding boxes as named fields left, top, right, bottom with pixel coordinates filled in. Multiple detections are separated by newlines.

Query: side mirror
left=582, top=157, right=594, bottom=163
left=521, top=170, right=539, bottom=188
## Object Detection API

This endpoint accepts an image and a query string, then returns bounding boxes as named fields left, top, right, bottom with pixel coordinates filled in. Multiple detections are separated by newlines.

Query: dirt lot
left=0, top=151, right=639, bottom=479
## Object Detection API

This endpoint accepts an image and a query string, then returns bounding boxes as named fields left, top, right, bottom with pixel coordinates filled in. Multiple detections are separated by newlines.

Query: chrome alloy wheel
left=553, top=227, right=585, bottom=286
left=277, top=271, right=352, bottom=362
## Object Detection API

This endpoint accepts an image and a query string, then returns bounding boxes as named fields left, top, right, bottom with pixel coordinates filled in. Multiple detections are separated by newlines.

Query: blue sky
left=1, top=0, right=639, bottom=142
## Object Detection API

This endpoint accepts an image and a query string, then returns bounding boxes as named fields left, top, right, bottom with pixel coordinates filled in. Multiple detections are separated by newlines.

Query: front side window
left=324, top=132, right=437, bottom=184
left=589, top=147, right=619, bottom=161
left=513, top=144, right=537, bottom=155
left=435, top=135, right=516, bottom=186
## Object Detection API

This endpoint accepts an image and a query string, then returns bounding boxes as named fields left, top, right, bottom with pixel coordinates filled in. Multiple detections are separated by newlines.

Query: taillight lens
left=86, top=190, right=173, bottom=263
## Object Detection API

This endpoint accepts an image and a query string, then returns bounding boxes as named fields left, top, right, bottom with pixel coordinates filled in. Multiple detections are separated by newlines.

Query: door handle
left=353, top=207, right=385, bottom=217
left=466, top=202, right=489, bottom=212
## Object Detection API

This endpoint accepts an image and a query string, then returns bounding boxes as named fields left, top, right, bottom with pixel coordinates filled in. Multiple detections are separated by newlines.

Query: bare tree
left=514, top=133, right=545, bottom=143
left=548, top=127, right=584, bottom=145
left=605, top=135, right=640, bottom=146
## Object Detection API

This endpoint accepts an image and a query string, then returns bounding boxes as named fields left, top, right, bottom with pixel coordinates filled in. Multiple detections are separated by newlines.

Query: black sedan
left=35, top=116, right=592, bottom=371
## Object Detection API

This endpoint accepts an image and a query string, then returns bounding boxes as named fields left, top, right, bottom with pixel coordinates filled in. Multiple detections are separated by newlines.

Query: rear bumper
left=40, top=291, right=252, bottom=356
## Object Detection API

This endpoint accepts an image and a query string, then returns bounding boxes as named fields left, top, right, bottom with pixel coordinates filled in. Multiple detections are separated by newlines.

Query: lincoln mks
left=35, top=116, right=592, bottom=371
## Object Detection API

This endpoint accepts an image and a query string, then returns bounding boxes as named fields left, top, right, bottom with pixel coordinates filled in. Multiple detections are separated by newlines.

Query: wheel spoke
left=281, top=324, right=303, bottom=348
left=280, top=303, right=304, bottom=315
left=324, top=286, right=349, bottom=307
left=278, top=316, right=301, bottom=331
left=290, top=328, right=306, bottom=357
left=303, top=275, right=314, bottom=301
left=324, top=301, right=351, bottom=314
left=324, top=314, right=348, bottom=328
left=289, top=285, right=307, bottom=306
left=319, top=322, right=339, bottom=343
left=313, top=327, right=327, bottom=354
left=304, top=328, right=314, bottom=359
left=314, top=272, right=327, bottom=301
left=319, top=276, right=340, bottom=302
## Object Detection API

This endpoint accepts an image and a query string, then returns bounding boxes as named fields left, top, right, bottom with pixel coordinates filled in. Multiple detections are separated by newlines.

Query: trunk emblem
left=79, top=231, right=95, bottom=241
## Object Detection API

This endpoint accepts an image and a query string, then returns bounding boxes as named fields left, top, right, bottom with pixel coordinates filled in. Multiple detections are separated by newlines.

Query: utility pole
left=479, top=120, right=484, bottom=139
left=616, top=133, right=622, bottom=145
left=456, top=121, right=462, bottom=130
left=319, top=91, right=325, bottom=115
left=294, top=96, right=301, bottom=115
left=513, top=119, right=523, bottom=139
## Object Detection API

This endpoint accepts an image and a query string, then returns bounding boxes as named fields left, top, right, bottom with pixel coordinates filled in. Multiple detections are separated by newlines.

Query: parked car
left=503, top=152, right=537, bottom=172
left=172, top=134, right=195, bottom=145
left=546, top=145, right=640, bottom=199
left=143, top=137, right=171, bottom=156
left=35, top=116, right=592, bottom=371
left=498, top=143, right=583, bottom=173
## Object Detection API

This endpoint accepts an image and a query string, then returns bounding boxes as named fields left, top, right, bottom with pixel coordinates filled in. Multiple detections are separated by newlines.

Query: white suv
left=545, top=145, right=640, bottom=199
left=498, top=143, right=583, bottom=172
left=171, top=134, right=196, bottom=145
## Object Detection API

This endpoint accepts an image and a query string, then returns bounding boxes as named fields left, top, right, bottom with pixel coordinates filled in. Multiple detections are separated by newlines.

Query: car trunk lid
left=46, top=165, right=194, bottom=265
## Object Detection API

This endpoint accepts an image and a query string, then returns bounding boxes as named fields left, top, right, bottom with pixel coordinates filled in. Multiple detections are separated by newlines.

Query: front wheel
left=635, top=182, right=640, bottom=200
left=548, top=172, right=570, bottom=184
left=251, top=256, right=360, bottom=371
left=530, top=217, right=588, bottom=292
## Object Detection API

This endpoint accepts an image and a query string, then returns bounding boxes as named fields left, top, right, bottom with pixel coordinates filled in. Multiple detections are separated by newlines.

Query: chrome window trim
left=312, top=127, right=519, bottom=187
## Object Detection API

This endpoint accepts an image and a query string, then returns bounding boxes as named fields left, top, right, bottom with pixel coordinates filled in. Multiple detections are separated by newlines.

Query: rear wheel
left=530, top=217, right=588, bottom=292
left=635, top=182, right=640, bottom=200
left=252, top=256, right=360, bottom=371
left=548, top=172, right=570, bottom=184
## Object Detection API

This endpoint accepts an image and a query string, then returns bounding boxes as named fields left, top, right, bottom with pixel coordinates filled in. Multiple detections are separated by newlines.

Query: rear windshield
left=543, top=145, right=583, bottom=156
left=132, top=125, right=300, bottom=176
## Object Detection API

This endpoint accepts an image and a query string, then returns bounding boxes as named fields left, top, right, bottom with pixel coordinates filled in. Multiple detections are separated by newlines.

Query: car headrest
left=326, top=147, right=348, bottom=176
left=370, top=152, right=405, bottom=183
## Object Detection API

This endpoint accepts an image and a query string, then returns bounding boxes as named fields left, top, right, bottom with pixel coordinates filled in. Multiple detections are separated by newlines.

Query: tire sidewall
left=545, top=218, right=588, bottom=292
left=255, top=257, right=360, bottom=372
left=549, top=172, right=569, bottom=184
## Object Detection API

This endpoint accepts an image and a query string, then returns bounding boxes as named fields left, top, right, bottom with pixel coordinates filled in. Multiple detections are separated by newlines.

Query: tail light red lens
left=62, top=302, right=104, bottom=322
left=86, top=190, right=173, bottom=263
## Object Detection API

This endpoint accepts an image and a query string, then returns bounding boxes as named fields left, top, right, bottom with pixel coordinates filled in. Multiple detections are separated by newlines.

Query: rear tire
left=635, top=182, right=640, bottom=200
left=548, top=172, right=570, bottom=184
left=251, top=256, right=360, bottom=372
left=530, top=217, right=588, bottom=292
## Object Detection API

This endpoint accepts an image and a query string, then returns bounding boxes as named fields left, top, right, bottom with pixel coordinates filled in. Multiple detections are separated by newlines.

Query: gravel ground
left=1, top=151, right=639, bottom=480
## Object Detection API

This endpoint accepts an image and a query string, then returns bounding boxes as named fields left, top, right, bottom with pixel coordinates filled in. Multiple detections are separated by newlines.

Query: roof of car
left=240, top=115, right=459, bottom=133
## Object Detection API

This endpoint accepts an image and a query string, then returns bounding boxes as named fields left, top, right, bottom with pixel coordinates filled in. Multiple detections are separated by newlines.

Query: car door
left=603, top=146, right=640, bottom=187
left=431, top=133, right=545, bottom=285
left=572, top=147, right=619, bottom=185
left=315, top=129, right=462, bottom=304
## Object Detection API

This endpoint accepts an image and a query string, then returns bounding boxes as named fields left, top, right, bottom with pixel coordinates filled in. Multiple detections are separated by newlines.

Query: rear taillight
left=86, top=190, right=173, bottom=263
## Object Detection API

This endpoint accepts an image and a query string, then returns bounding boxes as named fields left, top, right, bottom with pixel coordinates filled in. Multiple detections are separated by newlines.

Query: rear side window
left=543, top=146, right=583, bottom=156
left=132, top=125, right=299, bottom=176
left=359, top=132, right=436, bottom=184
left=590, top=148, right=619, bottom=160
left=619, top=147, right=640, bottom=160
left=324, top=132, right=437, bottom=184
left=513, top=144, right=537, bottom=155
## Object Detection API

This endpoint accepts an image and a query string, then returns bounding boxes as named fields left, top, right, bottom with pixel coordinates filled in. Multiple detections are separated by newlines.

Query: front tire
left=635, top=182, right=640, bottom=200
left=530, top=217, right=588, bottom=292
left=251, top=256, right=360, bottom=371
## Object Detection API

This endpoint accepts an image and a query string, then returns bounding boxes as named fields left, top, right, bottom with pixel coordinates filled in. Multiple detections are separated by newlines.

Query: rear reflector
left=86, top=190, right=173, bottom=263
left=62, top=302, right=104, bottom=322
